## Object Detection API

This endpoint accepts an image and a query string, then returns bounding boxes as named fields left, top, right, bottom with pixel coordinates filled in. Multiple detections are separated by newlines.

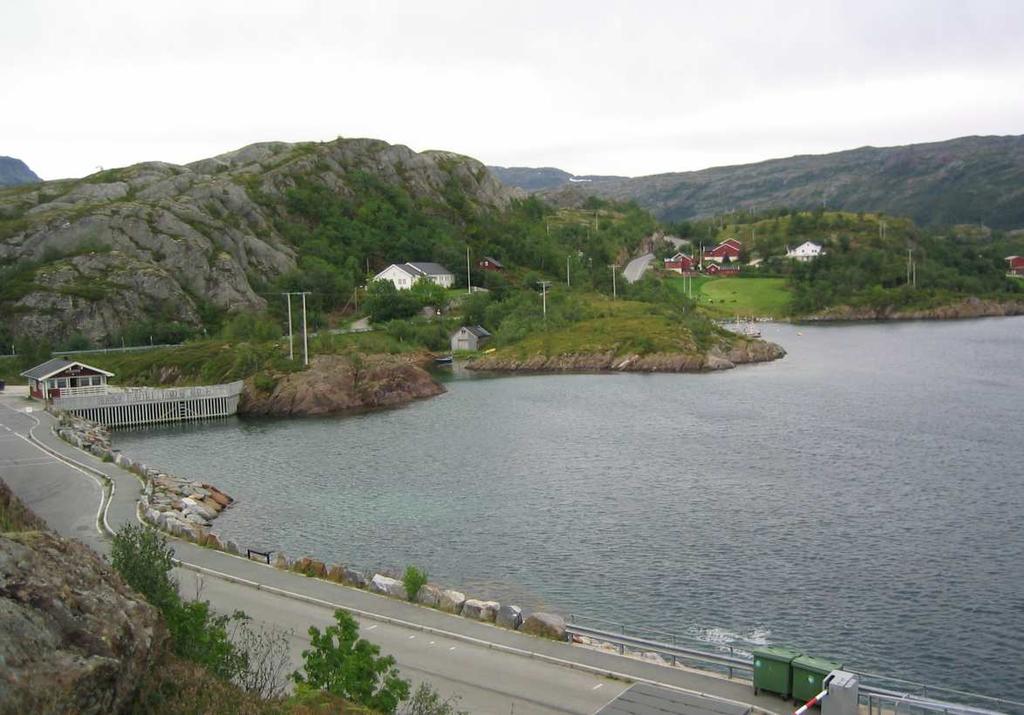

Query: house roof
left=20, top=358, right=115, bottom=381
left=406, top=262, right=453, bottom=276
left=461, top=325, right=492, bottom=338
left=481, top=256, right=504, bottom=268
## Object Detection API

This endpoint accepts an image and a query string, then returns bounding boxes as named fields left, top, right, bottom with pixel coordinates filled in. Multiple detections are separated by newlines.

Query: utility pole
left=537, top=281, right=551, bottom=319
left=609, top=264, right=619, bottom=299
left=284, top=293, right=294, bottom=361
left=301, top=292, right=310, bottom=366
left=907, top=249, right=912, bottom=287
left=566, top=255, right=571, bottom=287
left=466, top=245, right=472, bottom=295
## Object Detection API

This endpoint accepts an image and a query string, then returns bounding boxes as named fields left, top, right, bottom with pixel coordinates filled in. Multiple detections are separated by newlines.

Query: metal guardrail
left=51, top=343, right=186, bottom=356
left=565, top=622, right=751, bottom=680
left=565, top=616, right=1021, bottom=715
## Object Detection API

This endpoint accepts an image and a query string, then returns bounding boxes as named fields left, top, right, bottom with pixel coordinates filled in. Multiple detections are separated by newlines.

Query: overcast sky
left=3, top=0, right=1024, bottom=180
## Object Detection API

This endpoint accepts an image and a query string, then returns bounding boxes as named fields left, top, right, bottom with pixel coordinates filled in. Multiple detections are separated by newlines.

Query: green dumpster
left=752, top=646, right=802, bottom=698
left=791, top=655, right=843, bottom=703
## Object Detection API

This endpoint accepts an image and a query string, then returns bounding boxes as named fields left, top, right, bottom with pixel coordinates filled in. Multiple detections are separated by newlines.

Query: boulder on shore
left=462, top=599, right=500, bottom=623
left=439, top=589, right=467, bottom=614
left=496, top=604, right=523, bottom=630
left=416, top=584, right=443, bottom=608
left=521, top=612, right=567, bottom=640
left=370, top=574, right=406, bottom=599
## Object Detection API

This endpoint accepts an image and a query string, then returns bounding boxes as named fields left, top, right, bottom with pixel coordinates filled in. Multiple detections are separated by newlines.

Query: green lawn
left=696, top=277, right=792, bottom=318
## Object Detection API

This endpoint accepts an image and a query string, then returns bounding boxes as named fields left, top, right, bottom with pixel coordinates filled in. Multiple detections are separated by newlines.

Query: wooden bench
left=246, top=548, right=274, bottom=564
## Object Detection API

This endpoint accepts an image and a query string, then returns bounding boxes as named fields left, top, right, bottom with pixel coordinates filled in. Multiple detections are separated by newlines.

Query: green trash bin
left=752, top=646, right=802, bottom=698
left=791, top=655, right=843, bottom=703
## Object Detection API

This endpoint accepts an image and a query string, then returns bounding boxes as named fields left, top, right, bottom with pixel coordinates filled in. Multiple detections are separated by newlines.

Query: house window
left=57, top=378, right=68, bottom=388
left=91, top=376, right=103, bottom=386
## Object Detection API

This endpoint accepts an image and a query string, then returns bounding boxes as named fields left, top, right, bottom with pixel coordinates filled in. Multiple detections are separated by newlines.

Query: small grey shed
left=450, top=325, right=492, bottom=352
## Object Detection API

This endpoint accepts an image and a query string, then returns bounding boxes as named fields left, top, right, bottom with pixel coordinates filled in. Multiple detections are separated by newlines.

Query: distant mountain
left=488, top=165, right=627, bottom=192
left=0, top=156, right=41, bottom=186
left=518, top=135, right=1024, bottom=229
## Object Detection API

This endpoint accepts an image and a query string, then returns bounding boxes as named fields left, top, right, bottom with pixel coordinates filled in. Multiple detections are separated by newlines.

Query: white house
left=786, top=241, right=824, bottom=262
left=374, top=262, right=455, bottom=290
left=21, top=358, right=114, bottom=400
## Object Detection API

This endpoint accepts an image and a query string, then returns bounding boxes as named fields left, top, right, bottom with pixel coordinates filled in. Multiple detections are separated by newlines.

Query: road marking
left=408, top=635, right=415, bottom=640
left=366, top=624, right=378, bottom=631
left=449, top=646, right=456, bottom=651
left=429, top=641, right=435, bottom=645
left=592, top=683, right=604, bottom=690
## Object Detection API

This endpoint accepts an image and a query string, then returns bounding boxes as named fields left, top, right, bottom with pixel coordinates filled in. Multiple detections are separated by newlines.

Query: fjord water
left=116, top=318, right=1024, bottom=699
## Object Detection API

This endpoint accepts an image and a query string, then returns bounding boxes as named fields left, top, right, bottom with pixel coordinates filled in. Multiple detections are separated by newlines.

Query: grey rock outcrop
left=520, top=612, right=567, bottom=640
left=0, top=529, right=167, bottom=714
left=0, top=138, right=520, bottom=344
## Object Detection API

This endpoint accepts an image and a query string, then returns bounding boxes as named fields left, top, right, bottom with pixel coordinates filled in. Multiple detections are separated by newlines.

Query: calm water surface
left=116, top=319, right=1024, bottom=699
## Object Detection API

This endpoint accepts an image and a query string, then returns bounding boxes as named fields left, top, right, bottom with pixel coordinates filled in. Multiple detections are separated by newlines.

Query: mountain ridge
left=491, top=134, right=1024, bottom=229
left=0, top=156, right=41, bottom=187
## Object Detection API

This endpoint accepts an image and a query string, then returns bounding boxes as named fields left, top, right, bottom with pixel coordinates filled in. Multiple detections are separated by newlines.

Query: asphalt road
left=0, top=392, right=783, bottom=715
left=622, top=254, right=654, bottom=283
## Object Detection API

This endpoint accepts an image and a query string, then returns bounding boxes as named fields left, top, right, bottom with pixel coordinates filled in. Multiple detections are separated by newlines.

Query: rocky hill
left=0, top=138, right=519, bottom=345
left=503, top=135, right=1024, bottom=229
left=0, top=156, right=40, bottom=187
left=487, top=165, right=626, bottom=192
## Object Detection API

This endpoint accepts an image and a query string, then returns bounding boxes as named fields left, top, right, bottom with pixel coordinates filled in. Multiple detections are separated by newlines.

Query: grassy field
left=665, top=276, right=792, bottom=318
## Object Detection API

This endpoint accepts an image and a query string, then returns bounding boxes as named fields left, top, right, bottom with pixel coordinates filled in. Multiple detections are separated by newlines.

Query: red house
left=664, top=252, right=696, bottom=274
left=1006, top=256, right=1024, bottom=277
left=478, top=256, right=504, bottom=271
left=21, top=358, right=114, bottom=401
left=703, top=239, right=742, bottom=264
left=705, top=262, right=740, bottom=277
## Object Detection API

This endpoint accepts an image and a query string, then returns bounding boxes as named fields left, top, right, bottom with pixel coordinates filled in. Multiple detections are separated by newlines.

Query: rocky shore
left=806, top=297, right=1024, bottom=322
left=466, top=337, right=785, bottom=372
left=238, top=353, right=445, bottom=417
left=56, top=414, right=236, bottom=536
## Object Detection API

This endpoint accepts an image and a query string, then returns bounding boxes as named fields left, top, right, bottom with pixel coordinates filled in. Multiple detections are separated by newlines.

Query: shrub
left=403, top=565, right=428, bottom=601
left=293, top=609, right=410, bottom=713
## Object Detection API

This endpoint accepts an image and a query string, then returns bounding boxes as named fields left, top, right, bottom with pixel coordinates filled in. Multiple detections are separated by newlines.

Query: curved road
left=622, top=254, right=654, bottom=284
left=0, top=392, right=782, bottom=715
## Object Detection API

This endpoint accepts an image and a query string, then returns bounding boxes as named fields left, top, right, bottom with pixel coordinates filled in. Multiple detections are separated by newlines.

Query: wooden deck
left=52, top=381, right=244, bottom=427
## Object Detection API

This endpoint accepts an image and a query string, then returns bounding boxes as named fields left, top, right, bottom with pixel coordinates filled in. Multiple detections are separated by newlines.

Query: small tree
left=403, top=565, right=428, bottom=601
left=293, top=609, right=410, bottom=713
left=401, top=683, right=468, bottom=715
left=110, top=523, right=179, bottom=612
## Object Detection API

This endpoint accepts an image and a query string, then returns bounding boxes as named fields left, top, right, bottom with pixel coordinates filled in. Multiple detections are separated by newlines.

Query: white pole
left=466, top=245, right=472, bottom=295
left=566, top=255, right=571, bottom=287
left=301, top=292, right=309, bottom=366
left=286, top=293, right=294, bottom=361
left=609, top=265, right=618, bottom=299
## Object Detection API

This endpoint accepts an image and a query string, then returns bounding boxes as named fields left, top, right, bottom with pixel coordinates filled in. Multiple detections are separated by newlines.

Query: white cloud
left=2, top=0, right=1023, bottom=179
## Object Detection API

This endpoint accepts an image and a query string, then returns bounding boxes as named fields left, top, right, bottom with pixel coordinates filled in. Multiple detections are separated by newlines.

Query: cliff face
left=0, top=503, right=167, bottom=714
left=238, top=353, right=445, bottom=416
left=0, top=138, right=519, bottom=344
left=467, top=337, right=785, bottom=373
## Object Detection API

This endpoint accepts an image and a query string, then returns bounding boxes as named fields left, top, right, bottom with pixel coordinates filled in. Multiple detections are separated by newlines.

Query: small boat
left=434, top=355, right=454, bottom=366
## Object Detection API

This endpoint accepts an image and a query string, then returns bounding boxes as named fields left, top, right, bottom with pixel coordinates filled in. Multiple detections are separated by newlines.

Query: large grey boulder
left=521, top=612, right=567, bottom=640
left=438, top=589, right=467, bottom=614
left=496, top=604, right=523, bottom=630
left=416, top=584, right=443, bottom=608
left=370, top=574, right=406, bottom=599
left=462, top=599, right=500, bottom=623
